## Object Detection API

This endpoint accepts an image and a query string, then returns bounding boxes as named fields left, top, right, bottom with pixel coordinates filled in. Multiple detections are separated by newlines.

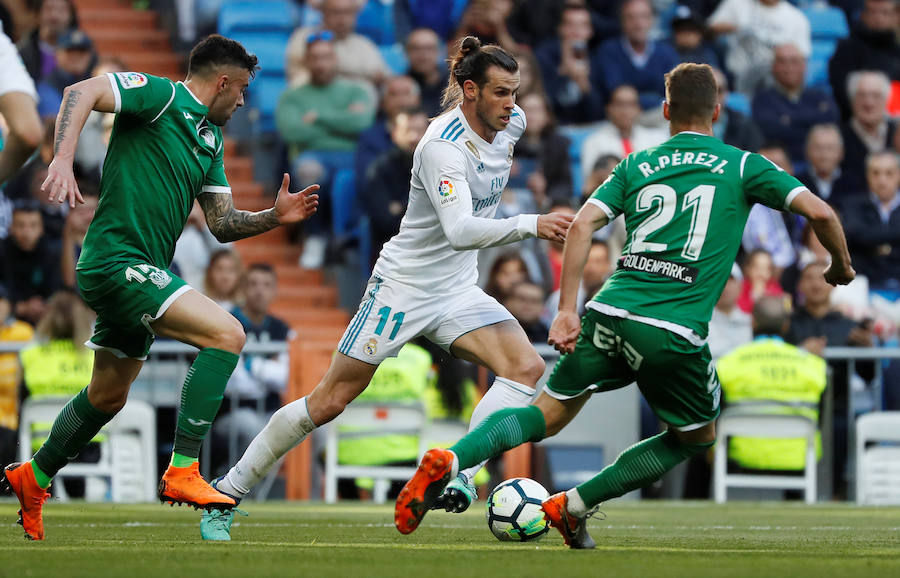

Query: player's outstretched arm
left=789, top=190, right=855, bottom=286
left=42, top=75, right=117, bottom=208
left=198, top=173, right=319, bottom=243
left=549, top=203, right=609, bottom=354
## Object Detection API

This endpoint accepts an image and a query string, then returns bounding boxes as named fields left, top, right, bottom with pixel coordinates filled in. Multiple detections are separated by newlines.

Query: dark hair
left=591, top=154, right=621, bottom=172
left=484, top=252, right=530, bottom=300
left=556, top=1, right=591, bottom=27
left=246, top=262, right=277, bottom=279
left=752, top=296, right=789, bottom=337
left=188, top=34, right=259, bottom=79
left=12, top=198, right=42, bottom=215
left=441, top=36, right=518, bottom=111
left=665, top=63, right=717, bottom=126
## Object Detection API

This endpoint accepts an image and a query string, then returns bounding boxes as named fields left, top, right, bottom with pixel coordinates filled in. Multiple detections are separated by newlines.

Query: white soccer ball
left=485, top=477, right=551, bottom=542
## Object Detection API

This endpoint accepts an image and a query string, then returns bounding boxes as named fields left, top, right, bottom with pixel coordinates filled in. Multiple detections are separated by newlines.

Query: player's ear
left=463, top=78, right=478, bottom=101
left=216, top=74, right=229, bottom=94
left=712, top=103, right=721, bottom=123
left=662, top=101, right=670, bottom=121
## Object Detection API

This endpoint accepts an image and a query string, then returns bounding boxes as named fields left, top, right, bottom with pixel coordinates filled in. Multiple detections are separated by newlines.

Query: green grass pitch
left=1, top=500, right=899, bottom=577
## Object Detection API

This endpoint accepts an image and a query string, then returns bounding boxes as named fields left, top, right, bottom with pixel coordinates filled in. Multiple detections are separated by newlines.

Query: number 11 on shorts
left=375, top=306, right=405, bottom=340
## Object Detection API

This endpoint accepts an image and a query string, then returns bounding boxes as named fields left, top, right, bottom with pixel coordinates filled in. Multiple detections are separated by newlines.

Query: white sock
left=217, top=397, right=316, bottom=497
left=565, top=488, right=588, bottom=518
left=459, top=377, right=536, bottom=483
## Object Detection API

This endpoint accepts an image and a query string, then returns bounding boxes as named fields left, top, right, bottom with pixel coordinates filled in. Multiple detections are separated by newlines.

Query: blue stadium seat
left=802, top=5, right=849, bottom=41
left=811, top=39, right=837, bottom=61
left=356, top=0, right=395, bottom=46
left=559, top=124, right=598, bottom=199
left=219, top=1, right=301, bottom=36
left=806, top=56, right=830, bottom=88
left=249, top=75, right=286, bottom=134
left=725, top=92, right=751, bottom=116
left=228, top=31, right=290, bottom=77
left=379, top=44, right=408, bottom=75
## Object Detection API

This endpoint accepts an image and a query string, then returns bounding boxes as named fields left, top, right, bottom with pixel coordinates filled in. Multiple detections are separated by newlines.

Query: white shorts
left=0, top=32, right=37, bottom=100
left=336, top=274, right=515, bottom=364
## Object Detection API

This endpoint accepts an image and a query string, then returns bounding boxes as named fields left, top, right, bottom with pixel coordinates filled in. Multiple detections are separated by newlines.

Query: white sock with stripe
left=459, top=377, right=536, bottom=483
left=216, top=397, right=317, bottom=498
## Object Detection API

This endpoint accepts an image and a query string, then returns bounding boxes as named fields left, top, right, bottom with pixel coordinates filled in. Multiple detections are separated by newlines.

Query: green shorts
left=77, top=262, right=192, bottom=360
left=546, top=308, right=720, bottom=432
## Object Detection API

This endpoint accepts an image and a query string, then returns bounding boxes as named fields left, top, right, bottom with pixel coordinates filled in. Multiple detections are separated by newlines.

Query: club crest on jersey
left=148, top=268, right=172, bottom=289
left=465, top=140, right=481, bottom=160
left=437, top=178, right=459, bottom=207
left=364, top=338, right=378, bottom=356
left=506, top=144, right=514, bottom=164
left=115, top=72, right=148, bottom=89
left=199, top=128, right=215, bottom=149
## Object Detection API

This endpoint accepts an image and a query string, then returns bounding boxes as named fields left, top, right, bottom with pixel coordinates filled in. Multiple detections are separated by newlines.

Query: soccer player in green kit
left=395, top=63, right=856, bottom=546
left=1, top=35, right=319, bottom=540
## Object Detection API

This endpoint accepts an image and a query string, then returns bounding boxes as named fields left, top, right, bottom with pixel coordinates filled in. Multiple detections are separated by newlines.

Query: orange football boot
left=394, top=448, right=455, bottom=534
left=158, top=462, right=236, bottom=510
left=541, top=492, right=597, bottom=549
left=2, top=462, right=50, bottom=540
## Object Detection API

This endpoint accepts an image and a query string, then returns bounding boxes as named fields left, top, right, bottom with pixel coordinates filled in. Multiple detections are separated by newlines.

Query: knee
left=213, top=317, right=246, bottom=354
left=508, top=353, right=545, bottom=385
left=674, top=423, right=717, bottom=446
left=307, top=383, right=355, bottom=425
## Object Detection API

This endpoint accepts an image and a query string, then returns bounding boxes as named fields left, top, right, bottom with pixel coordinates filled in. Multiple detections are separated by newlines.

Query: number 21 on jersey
left=630, top=184, right=715, bottom=261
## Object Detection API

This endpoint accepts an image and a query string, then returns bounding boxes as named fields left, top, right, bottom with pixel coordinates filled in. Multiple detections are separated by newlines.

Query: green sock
left=32, top=387, right=116, bottom=488
left=576, top=430, right=713, bottom=507
left=172, top=347, right=239, bottom=462
left=450, top=405, right=546, bottom=470
left=30, top=461, right=52, bottom=489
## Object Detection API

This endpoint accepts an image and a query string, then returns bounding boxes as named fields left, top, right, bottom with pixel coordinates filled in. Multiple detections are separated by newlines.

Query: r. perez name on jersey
left=636, top=149, right=729, bottom=178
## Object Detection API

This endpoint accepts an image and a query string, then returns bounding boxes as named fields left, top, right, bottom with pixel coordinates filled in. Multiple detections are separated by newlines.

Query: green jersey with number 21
left=588, top=132, right=806, bottom=341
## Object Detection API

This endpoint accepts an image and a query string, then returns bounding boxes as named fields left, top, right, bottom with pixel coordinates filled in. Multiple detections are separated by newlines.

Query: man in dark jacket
left=16, top=0, right=77, bottom=84
left=828, top=0, right=900, bottom=120
left=712, top=67, right=764, bottom=152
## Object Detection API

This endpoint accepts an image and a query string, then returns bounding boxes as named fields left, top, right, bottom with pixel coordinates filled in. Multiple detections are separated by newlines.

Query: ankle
left=565, top=488, right=588, bottom=518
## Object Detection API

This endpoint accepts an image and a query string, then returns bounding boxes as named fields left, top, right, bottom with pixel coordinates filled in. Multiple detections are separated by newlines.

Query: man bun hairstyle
left=188, top=34, right=260, bottom=79
left=665, top=62, right=717, bottom=126
left=441, top=36, right=518, bottom=111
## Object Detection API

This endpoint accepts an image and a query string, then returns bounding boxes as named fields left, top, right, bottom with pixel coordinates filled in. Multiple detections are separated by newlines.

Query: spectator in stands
left=212, top=263, right=293, bottom=475
left=277, top=33, right=376, bottom=269
left=841, top=151, right=900, bottom=290
left=484, top=253, right=530, bottom=302
left=543, top=201, right=577, bottom=292
left=354, top=75, right=420, bottom=189
left=514, top=50, right=547, bottom=100
left=737, top=248, right=785, bottom=314
left=503, top=281, right=549, bottom=344
left=670, top=4, right=720, bottom=68
left=544, top=239, right=611, bottom=323
left=17, top=0, right=77, bottom=84
left=508, top=0, right=621, bottom=48
left=285, top=0, right=388, bottom=90
left=752, top=44, right=839, bottom=164
left=797, top=124, right=856, bottom=210
left=708, top=263, right=753, bottom=359
left=404, top=28, right=445, bottom=118
left=596, top=0, right=679, bottom=112
left=742, top=143, right=799, bottom=269
left=707, top=0, right=811, bottom=95
left=203, top=249, right=243, bottom=311
left=394, top=0, right=463, bottom=42
left=362, top=108, right=429, bottom=255
left=0, top=200, right=61, bottom=325
left=780, top=221, right=834, bottom=299
left=786, top=259, right=875, bottom=497
left=59, top=183, right=97, bottom=289
left=0, top=284, right=33, bottom=466
left=581, top=154, right=620, bottom=201
left=717, top=296, right=828, bottom=476
left=580, top=85, right=667, bottom=183
left=74, top=57, right=125, bottom=177
left=829, top=0, right=900, bottom=120
left=840, top=70, right=897, bottom=194
left=711, top=67, right=765, bottom=152
left=453, top=0, right=520, bottom=54
left=534, top=2, right=605, bottom=124
left=172, top=202, right=230, bottom=291
left=35, top=29, right=95, bottom=118
left=513, top=92, right=572, bottom=206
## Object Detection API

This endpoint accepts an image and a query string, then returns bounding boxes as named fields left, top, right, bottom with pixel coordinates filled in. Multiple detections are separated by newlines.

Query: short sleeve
left=741, top=152, right=807, bottom=211
left=588, top=159, right=627, bottom=220
left=107, top=72, right=176, bottom=123
left=201, top=137, right=230, bottom=194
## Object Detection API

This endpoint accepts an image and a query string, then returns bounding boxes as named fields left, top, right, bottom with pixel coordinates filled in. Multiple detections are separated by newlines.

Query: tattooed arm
left=198, top=174, right=319, bottom=242
left=42, top=75, right=117, bottom=207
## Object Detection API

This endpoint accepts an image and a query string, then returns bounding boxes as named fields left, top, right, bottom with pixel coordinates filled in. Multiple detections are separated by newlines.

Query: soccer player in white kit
left=0, top=30, right=43, bottom=188
left=200, top=36, right=574, bottom=540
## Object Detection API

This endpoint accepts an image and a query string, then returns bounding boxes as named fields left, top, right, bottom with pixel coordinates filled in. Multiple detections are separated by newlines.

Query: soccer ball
left=485, top=477, right=551, bottom=542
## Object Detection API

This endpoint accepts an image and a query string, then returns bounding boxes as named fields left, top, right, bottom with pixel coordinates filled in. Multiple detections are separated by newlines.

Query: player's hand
left=273, top=173, right=319, bottom=225
left=823, top=261, right=855, bottom=286
left=536, top=212, right=574, bottom=244
left=548, top=310, right=581, bottom=355
left=41, top=157, right=84, bottom=208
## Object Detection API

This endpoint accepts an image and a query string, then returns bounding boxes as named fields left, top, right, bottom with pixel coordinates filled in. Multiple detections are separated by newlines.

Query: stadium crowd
left=1, top=0, right=899, bottom=499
